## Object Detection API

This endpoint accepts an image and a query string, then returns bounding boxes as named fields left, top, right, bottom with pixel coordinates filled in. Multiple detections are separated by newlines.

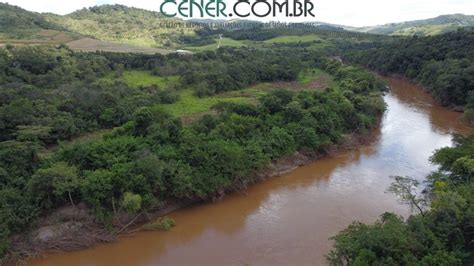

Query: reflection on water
left=28, top=78, right=471, bottom=266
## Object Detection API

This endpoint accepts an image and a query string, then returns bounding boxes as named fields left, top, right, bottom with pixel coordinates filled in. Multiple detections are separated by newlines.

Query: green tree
left=50, top=114, right=79, bottom=140
left=28, top=162, right=80, bottom=209
left=81, top=169, right=115, bottom=209
left=388, top=176, right=427, bottom=216
left=264, top=127, right=296, bottom=158
left=0, top=187, right=38, bottom=233
left=327, top=213, right=418, bottom=265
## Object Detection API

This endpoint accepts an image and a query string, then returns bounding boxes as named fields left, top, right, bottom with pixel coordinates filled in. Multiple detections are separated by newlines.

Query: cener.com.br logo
left=160, top=0, right=315, bottom=18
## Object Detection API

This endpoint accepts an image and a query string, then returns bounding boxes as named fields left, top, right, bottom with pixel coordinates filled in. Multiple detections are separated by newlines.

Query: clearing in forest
left=263, top=35, right=323, bottom=43
left=185, top=38, right=246, bottom=51
left=222, top=68, right=334, bottom=99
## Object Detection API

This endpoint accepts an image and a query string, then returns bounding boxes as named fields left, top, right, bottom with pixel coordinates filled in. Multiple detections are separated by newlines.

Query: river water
left=28, top=77, right=471, bottom=266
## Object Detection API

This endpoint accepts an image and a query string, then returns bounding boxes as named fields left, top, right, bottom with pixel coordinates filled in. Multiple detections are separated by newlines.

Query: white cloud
left=2, top=0, right=474, bottom=26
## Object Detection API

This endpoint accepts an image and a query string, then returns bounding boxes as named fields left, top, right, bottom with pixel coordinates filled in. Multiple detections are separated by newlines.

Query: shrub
left=121, top=192, right=142, bottom=213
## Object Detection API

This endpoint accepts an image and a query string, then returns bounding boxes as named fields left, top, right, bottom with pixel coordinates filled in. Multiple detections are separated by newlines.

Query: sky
left=2, top=0, right=474, bottom=27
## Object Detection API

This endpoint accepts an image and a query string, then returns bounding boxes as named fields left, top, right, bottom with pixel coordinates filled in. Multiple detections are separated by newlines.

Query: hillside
left=1, top=2, right=473, bottom=50
left=354, top=14, right=474, bottom=36
left=0, top=2, right=65, bottom=39
left=44, top=5, right=196, bottom=48
left=0, top=3, right=186, bottom=52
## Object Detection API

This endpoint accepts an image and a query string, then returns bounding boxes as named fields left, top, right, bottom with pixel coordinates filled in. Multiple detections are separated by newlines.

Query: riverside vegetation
left=326, top=27, right=474, bottom=266
left=328, top=134, right=474, bottom=265
left=0, top=45, right=385, bottom=260
left=343, top=29, right=474, bottom=122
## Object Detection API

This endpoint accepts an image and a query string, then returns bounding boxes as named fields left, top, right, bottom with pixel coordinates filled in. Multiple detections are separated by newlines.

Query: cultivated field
left=65, top=38, right=174, bottom=54
left=263, top=35, right=323, bottom=43
left=0, top=35, right=175, bottom=55
left=185, top=37, right=247, bottom=51
left=35, top=30, right=78, bottom=43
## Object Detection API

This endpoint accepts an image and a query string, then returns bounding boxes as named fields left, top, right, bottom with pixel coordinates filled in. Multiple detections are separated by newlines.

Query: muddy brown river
left=27, top=77, right=471, bottom=266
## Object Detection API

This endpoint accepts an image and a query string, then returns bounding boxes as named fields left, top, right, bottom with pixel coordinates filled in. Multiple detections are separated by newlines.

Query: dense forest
left=0, top=45, right=385, bottom=259
left=328, top=134, right=474, bottom=265
left=0, top=45, right=327, bottom=144
left=343, top=29, right=474, bottom=122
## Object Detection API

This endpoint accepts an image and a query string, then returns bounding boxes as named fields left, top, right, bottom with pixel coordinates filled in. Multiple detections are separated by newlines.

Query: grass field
left=160, top=89, right=250, bottom=117
left=108, top=69, right=332, bottom=119
left=297, top=68, right=333, bottom=85
left=219, top=37, right=247, bottom=47
left=107, top=70, right=251, bottom=118
left=185, top=37, right=246, bottom=51
left=220, top=68, right=334, bottom=103
left=36, top=30, right=78, bottom=43
left=121, top=71, right=179, bottom=87
left=263, top=35, right=322, bottom=43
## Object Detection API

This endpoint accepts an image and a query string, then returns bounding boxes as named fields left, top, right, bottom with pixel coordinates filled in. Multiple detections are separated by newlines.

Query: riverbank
left=6, top=126, right=379, bottom=264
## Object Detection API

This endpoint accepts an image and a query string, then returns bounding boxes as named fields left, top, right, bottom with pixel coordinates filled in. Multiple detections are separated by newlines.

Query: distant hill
left=1, top=2, right=473, bottom=49
left=352, top=14, right=474, bottom=36
left=0, top=2, right=64, bottom=39
left=196, top=15, right=474, bottom=37
left=44, top=5, right=196, bottom=48
left=0, top=3, right=180, bottom=52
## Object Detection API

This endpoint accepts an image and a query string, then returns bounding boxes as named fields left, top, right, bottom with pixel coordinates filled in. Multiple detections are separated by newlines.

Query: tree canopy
left=343, top=29, right=474, bottom=109
left=0, top=45, right=386, bottom=259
